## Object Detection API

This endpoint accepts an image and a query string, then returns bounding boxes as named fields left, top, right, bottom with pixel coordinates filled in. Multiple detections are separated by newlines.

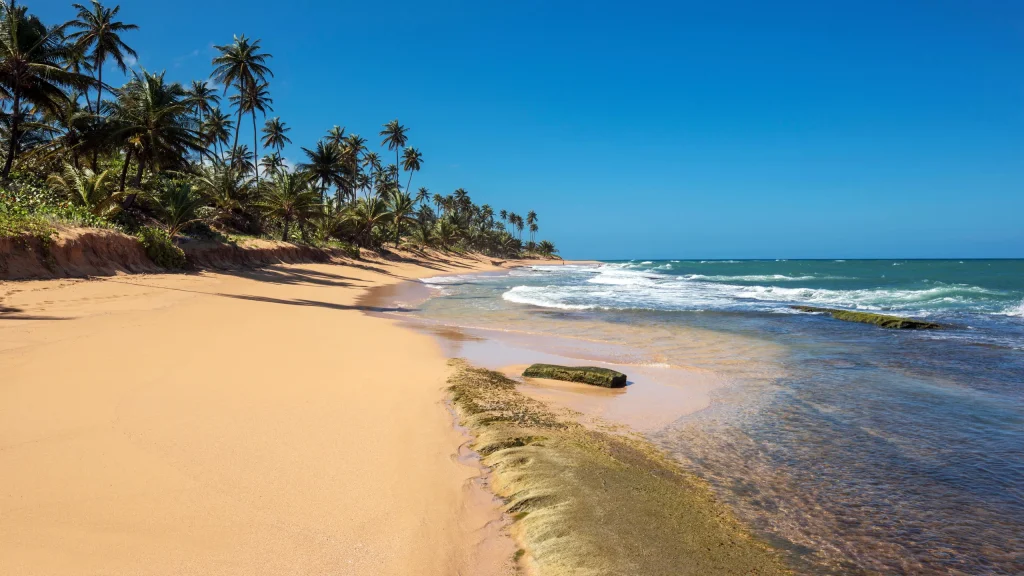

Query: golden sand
left=0, top=251, right=538, bottom=576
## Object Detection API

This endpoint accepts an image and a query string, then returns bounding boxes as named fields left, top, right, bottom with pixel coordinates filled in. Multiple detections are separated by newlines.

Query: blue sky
left=36, top=0, right=1024, bottom=259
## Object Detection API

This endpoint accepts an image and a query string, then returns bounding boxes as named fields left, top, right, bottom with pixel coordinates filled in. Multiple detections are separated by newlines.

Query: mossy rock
left=791, top=306, right=943, bottom=330
left=523, top=363, right=627, bottom=388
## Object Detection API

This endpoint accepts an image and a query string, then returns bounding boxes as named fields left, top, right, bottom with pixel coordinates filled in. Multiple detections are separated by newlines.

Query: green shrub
left=137, top=226, right=186, bottom=270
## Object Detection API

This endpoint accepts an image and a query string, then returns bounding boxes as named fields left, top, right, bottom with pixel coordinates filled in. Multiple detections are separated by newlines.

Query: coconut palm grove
left=0, top=0, right=557, bottom=264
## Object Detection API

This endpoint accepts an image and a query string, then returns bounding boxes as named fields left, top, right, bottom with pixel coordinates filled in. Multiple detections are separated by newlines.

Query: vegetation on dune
left=447, top=360, right=789, bottom=575
left=791, top=306, right=944, bottom=329
left=0, top=0, right=559, bottom=262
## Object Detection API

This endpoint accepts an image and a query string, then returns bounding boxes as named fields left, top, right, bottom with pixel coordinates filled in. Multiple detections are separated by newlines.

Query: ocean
left=401, top=259, right=1023, bottom=574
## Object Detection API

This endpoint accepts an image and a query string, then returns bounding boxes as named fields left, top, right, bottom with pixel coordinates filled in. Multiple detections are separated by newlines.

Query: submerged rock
left=791, top=306, right=943, bottom=330
left=522, top=363, right=628, bottom=388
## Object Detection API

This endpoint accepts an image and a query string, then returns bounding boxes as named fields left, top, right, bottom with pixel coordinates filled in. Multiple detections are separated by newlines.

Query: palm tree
left=342, top=133, right=366, bottom=201
left=261, top=118, right=289, bottom=153
left=433, top=193, right=444, bottom=216
left=361, top=150, right=380, bottom=199
left=400, top=146, right=423, bottom=193
left=526, top=210, right=538, bottom=244
left=0, top=2, right=94, bottom=178
left=227, top=144, right=253, bottom=173
left=185, top=80, right=219, bottom=126
left=46, top=163, right=121, bottom=217
left=201, top=107, right=232, bottom=158
left=415, top=186, right=429, bottom=207
left=230, top=79, right=272, bottom=184
left=387, top=190, right=416, bottom=247
left=110, top=69, right=202, bottom=188
left=211, top=34, right=272, bottom=155
left=256, top=170, right=320, bottom=241
left=156, top=180, right=206, bottom=237
left=326, top=125, right=345, bottom=146
left=67, top=0, right=138, bottom=115
left=191, top=158, right=252, bottom=227
left=299, top=139, right=345, bottom=206
left=346, top=194, right=390, bottom=247
left=529, top=222, right=538, bottom=247
left=260, top=151, right=285, bottom=176
left=499, top=209, right=508, bottom=230
left=379, top=119, right=407, bottom=190
left=537, top=240, right=557, bottom=257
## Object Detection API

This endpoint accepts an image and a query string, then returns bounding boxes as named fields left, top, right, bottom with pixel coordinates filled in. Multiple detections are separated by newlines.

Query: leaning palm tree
left=67, top=0, right=138, bottom=114
left=211, top=34, right=272, bottom=154
left=299, top=139, right=345, bottom=206
left=0, top=2, right=94, bottom=178
left=379, top=119, right=407, bottom=189
left=46, top=163, right=122, bottom=217
left=401, top=146, right=422, bottom=193
left=256, top=170, right=320, bottom=241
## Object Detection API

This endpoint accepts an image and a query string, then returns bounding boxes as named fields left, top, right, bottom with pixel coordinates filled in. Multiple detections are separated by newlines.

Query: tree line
left=0, top=0, right=558, bottom=258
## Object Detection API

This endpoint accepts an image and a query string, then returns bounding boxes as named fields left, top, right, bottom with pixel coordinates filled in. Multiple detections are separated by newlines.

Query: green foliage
left=137, top=225, right=185, bottom=269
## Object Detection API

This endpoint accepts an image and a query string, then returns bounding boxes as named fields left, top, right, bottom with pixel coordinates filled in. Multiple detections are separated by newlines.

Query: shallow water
left=396, top=260, right=1024, bottom=575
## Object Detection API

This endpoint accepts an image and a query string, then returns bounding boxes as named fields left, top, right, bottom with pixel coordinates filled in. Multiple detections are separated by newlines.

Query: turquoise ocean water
left=414, top=259, right=1024, bottom=575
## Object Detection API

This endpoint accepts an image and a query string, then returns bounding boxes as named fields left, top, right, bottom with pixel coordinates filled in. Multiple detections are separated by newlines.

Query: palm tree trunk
left=282, top=215, right=290, bottom=241
left=252, top=112, right=259, bottom=187
left=91, top=60, right=104, bottom=170
left=119, top=148, right=132, bottom=192
left=405, top=171, right=414, bottom=194
left=1, top=93, right=21, bottom=180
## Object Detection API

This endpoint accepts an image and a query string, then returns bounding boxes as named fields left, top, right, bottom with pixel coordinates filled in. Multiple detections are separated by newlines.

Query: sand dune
left=0, top=252, right=527, bottom=576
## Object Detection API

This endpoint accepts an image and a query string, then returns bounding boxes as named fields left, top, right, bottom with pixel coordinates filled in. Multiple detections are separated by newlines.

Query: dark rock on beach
left=522, top=363, right=628, bottom=388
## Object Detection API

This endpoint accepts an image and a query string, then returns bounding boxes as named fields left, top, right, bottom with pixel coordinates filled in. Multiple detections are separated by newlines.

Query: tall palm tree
left=256, top=170, right=320, bottom=241
left=261, top=117, right=290, bottom=153
left=201, top=107, right=232, bottom=158
left=526, top=210, right=538, bottom=243
left=433, top=192, right=444, bottom=216
left=299, top=139, right=345, bottom=206
left=401, top=146, right=422, bottom=193
left=361, top=150, right=380, bottom=199
left=529, top=222, right=538, bottom=246
left=67, top=0, right=138, bottom=115
left=0, top=2, right=93, bottom=178
left=499, top=209, right=508, bottom=230
left=342, top=133, right=366, bottom=201
left=415, top=186, right=429, bottom=207
left=211, top=34, right=272, bottom=155
left=379, top=119, right=407, bottom=190
left=230, top=79, right=272, bottom=184
left=326, top=125, right=345, bottom=146
left=185, top=80, right=219, bottom=126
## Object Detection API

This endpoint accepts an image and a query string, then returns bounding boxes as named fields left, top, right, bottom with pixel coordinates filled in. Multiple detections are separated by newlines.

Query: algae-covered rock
left=523, top=363, right=627, bottom=388
left=791, top=306, right=943, bottom=330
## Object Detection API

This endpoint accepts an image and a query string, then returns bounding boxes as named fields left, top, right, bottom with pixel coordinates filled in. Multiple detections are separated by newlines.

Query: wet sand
left=0, top=251, right=562, bottom=576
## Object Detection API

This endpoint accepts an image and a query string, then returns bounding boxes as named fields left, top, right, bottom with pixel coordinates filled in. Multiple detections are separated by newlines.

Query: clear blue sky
left=37, top=0, right=1024, bottom=259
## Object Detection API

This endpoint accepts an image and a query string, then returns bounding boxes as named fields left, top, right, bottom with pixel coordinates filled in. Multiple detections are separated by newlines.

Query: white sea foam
left=1003, top=300, right=1024, bottom=318
left=499, top=265, right=1008, bottom=315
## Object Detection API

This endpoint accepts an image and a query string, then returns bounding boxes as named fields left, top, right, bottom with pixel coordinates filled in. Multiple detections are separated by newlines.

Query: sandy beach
left=0, top=252, right=545, bottom=575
